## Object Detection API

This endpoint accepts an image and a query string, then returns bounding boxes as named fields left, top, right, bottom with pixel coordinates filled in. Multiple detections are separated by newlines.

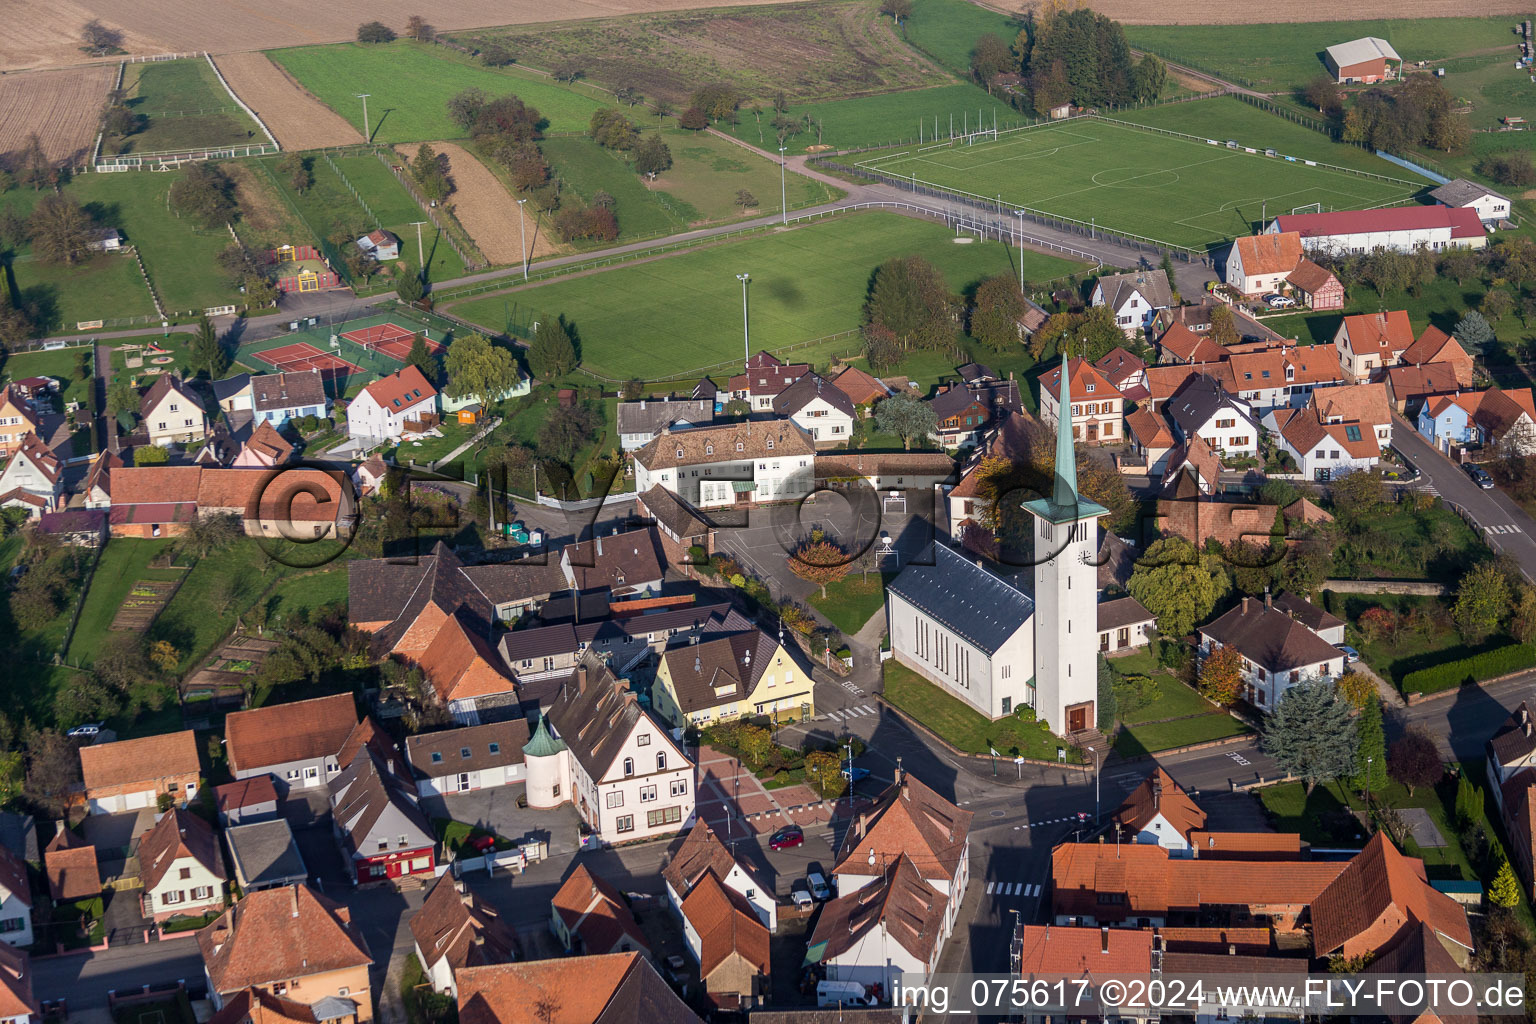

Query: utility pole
left=517, top=199, right=529, bottom=281
left=1088, top=746, right=1100, bottom=824
left=1015, top=210, right=1026, bottom=292
left=736, top=273, right=751, bottom=363
left=355, top=94, right=372, bottom=143
left=778, top=146, right=788, bottom=226
left=408, top=221, right=426, bottom=266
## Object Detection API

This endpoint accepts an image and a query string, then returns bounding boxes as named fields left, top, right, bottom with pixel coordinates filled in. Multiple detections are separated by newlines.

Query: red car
left=769, top=825, right=804, bottom=851
left=467, top=834, right=497, bottom=853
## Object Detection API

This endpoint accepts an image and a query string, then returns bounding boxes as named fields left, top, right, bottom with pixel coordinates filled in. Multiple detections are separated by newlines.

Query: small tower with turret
left=522, top=714, right=570, bottom=810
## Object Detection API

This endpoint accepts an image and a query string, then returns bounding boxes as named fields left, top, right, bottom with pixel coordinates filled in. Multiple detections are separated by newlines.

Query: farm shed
left=1323, top=37, right=1402, bottom=84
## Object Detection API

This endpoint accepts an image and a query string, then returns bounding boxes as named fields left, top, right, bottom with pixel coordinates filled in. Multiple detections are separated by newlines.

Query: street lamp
left=778, top=146, right=788, bottom=226
left=736, top=273, right=751, bottom=363
left=1087, top=745, right=1099, bottom=825
left=844, top=739, right=855, bottom=818
left=1014, top=210, right=1027, bottom=292
left=355, top=94, right=372, bottom=143
left=408, top=221, right=426, bottom=267
left=517, top=198, right=529, bottom=281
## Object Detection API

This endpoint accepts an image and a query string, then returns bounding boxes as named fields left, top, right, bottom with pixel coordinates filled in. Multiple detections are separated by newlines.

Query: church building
left=885, top=355, right=1106, bottom=736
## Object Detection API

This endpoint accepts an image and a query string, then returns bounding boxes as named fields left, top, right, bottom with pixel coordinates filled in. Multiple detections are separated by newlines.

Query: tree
left=1387, top=726, right=1442, bottom=796
left=107, top=380, right=139, bottom=417
left=1453, top=561, right=1509, bottom=643
left=1126, top=536, right=1231, bottom=639
left=633, top=135, right=672, bottom=177
left=537, top=404, right=599, bottom=461
left=691, top=84, right=740, bottom=122
left=879, top=0, right=912, bottom=19
left=446, top=88, right=489, bottom=132
left=613, top=79, right=642, bottom=107
left=529, top=318, right=578, bottom=378
left=180, top=511, right=242, bottom=557
left=406, top=331, right=435, bottom=382
left=1303, top=74, right=1343, bottom=115
left=189, top=315, right=227, bottom=378
left=410, top=143, right=451, bottom=201
left=1351, top=696, right=1387, bottom=796
left=864, top=256, right=953, bottom=351
left=862, top=322, right=901, bottom=374
left=396, top=262, right=425, bottom=306
left=25, top=730, right=81, bottom=817
left=17, top=134, right=51, bottom=191
left=1261, top=680, right=1358, bottom=793
left=971, top=275, right=1027, bottom=353
left=788, top=538, right=850, bottom=598
left=1454, top=309, right=1496, bottom=360
left=735, top=189, right=758, bottom=209
left=588, top=109, right=637, bottom=151
left=678, top=107, right=709, bottom=131
left=80, top=19, right=123, bottom=55
left=27, top=193, right=94, bottom=267
left=1477, top=151, right=1536, bottom=187
left=971, top=34, right=1013, bottom=91
left=804, top=750, right=845, bottom=797
left=405, top=14, right=434, bottom=41
left=1208, top=303, right=1239, bottom=346
left=1096, top=655, right=1117, bottom=732
left=1488, top=859, right=1521, bottom=908
left=445, top=333, right=519, bottom=410
left=278, top=151, right=312, bottom=193
left=169, top=163, right=237, bottom=229
left=134, top=445, right=169, bottom=466
left=1483, top=289, right=1515, bottom=323
left=1513, top=586, right=1536, bottom=644
left=621, top=379, right=644, bottom=400
left=552, top=60, right=585, bottom=83
left=479, top=40, right=515, bottom=67
left=147, top=640, right=179, bottom=673
left=1132, top=53, right=1167, bottom=102
left=357, top=21, right=396, bottom=42
left=873, top=392, right=937, bottom=450
left=1441, top=248, right=1479, bottom=286
left=1335, top=672, right=1376, bottom=709
left=1197, top=645, right=1242, bottom=706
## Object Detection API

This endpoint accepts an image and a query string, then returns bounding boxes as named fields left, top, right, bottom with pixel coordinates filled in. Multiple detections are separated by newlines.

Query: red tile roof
left=1310, top=833, right=1473, bottom=956
left=1125, top=408, right=1174, bottom=449
left=45, top=827, right=100, bottom=901
left=457, top=953, right=696, bottom=1024
left=215, top=776, right=279, bottom=816
left=225, top=693, right=357, bottom=776
left=1114, top=768, right=1206, bottom=838
left=80, top=730, right=199, bottom=792
left=680, top=869, right=770, bottom=979
left=1274, top=206, right=1486, bottom=241
left=1233, top=231, right=1304, bottom=276
left=836, top=771, right=972, bottom=886
left=0, top=944, right=39, bottom=1023
left=1158, top=324, right=1225, bottom=365
left=137, top=806, right=225, bottom=892
left=410, top=874, right=518, bottom=975
left=1339, top=311, right=1414, bottom=357
left=1286, top=258, right=1341, bottom=295
left=1186, top=831, right=1303, bottom=860
left=1041, top=356, right=1122, bottom=403
left=551, top=864, right=649, bottom=956
left=828, top=366, right=890, bottom=406
left=1014, top=925, right=1153, bottom=975
left=198, top=884, right=372, bottom=994
left=360, top=365, right=437, bottom=412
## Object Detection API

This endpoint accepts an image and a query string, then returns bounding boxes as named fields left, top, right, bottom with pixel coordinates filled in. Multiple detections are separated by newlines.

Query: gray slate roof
left=771, top=372, right=856, bottom=418
left=251, top=370, right=326, bottom=412
left=1430, top=178, right=1510, bottom=209
left=1097, top=596, right=1154, bottom=631
left=886, top=544, right=1033, bottom=655
left=225, top=820, right=307, bottom=889
left=1166, top=374, right=1254, bottom=435
left=1096, top=269, right=1172, bottom=312
left=616, top=398, right=714, bottom=437
left=210, top=374, right=252, bottom=403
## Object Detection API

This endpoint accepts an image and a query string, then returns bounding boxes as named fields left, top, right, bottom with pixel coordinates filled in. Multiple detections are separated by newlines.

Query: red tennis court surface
left=253, top=342, right=362, bottom=378
left=341, top=323, right=445, bottom=362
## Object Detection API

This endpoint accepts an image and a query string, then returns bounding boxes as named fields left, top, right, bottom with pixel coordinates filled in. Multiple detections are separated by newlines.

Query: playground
left=269, top=244, right=341, bottom=294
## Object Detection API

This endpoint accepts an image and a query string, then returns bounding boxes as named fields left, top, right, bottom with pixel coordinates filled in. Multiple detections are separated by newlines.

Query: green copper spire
left=1052, top=354, right=1078, bottom=510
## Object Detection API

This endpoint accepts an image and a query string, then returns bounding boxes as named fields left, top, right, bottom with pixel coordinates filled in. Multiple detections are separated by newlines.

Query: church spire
left=1052, top=354, right=1078, bottom=511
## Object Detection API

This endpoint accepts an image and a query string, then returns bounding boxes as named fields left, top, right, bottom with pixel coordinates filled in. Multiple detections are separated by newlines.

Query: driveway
left=420, top=782, right=582, bottom=860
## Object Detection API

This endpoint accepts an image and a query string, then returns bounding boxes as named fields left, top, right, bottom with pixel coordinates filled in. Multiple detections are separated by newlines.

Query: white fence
left=204, top=52, right=280, bottom=151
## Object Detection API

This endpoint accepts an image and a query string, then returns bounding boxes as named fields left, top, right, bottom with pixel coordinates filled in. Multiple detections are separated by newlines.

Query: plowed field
left=0, top=64, right=115, bottom=165
left=400, top=142, right=558, bottom=264
left=214, top=51, right=362, bottom=151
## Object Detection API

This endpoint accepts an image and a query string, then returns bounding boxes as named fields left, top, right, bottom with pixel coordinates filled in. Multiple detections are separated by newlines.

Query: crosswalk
left=986, top=882, right=1042, bottom=898
left=1486, top=524, right=1524, bottom=535
left=821, top=704, right=877, bottom=721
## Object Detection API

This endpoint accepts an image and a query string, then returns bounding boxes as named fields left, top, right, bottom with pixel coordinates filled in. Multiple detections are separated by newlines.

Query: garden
left=700, top=718, right=859, bottom=798
left=881, top=659, right=1081, bottom=762
left=806, top=572, right=891, bottom=635
left=1103, top=648, right=1252, bottom=759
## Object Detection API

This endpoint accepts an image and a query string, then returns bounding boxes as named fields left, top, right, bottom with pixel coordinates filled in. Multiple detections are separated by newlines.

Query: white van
left=817, top=980, right=878, bottom=1008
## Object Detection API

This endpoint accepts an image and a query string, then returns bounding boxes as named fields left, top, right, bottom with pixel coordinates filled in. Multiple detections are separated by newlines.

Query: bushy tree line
left=969, top=8, right=1164, bottom=114
left=1340, top=75, right=1469, bottom=154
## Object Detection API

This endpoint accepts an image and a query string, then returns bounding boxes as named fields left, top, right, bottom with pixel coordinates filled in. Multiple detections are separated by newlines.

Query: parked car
left=790, top=885, right=814, bottom=909
left=769, top=825, right=804, bottom=851
left=66, top=723, right=101, bottom=738
left=1264, top=294, right=1296, bottom=309
left=807, top=871, right=833, bottom=901
left=1465, top=464, right=1496, bottom=489
left=1335, top=644, right=1360, bottom=664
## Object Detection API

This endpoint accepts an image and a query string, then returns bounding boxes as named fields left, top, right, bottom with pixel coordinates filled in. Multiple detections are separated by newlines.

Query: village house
left=550, top=863, right=650, bottom=956
left=140, top=375, right=209, bottom=447
left=1489, top=703, right=1536, bottom=899
left=455, top=953, right=697, bottom=1024
left=1165, top=374, right=1259, bottom=457
left=137, top=807, right=227, bottom=923
left=81, top=730, right=200, bottom=814
left=1155, top=323, right=1226, bottom=366
left=1098, top=595, right=1155, bottom=654
left=1287, top=258, right=1346, bottom=310
left=224, top=820, right=308, bottom=892
left=1383, top=363, right=1462, bottom=413
left=1267, top=381, right=1392, bottom=480
left=0, top=850, right=30, bottom=948
left=1324, top=36, right=1401, bottom=83
left=1161, top=435, right=1222, bottom=496
left=0, top=387, right=42, bottom=461
left=1154, top=301, right=1219, bottom=338
left=1399, top=325, right=1475, bottom=387
left=1012, top=926, right=1156, bottom=1024
left=663, top=820, right=777, bottom=932
left=405, top=720, right=530, bottom=797
left=1094, top=347, right=1149, bottom=403
left=558, top=527, right=666, bottom=596
left=1198, top=593, right=1346, bottom=708
left=928, top=383, right=994, bottom=448
left=1430, top=178, right=1513, bottom=226
left=409, top=875, right=518, bottom=997
left=232, top=421, right=295, bottom=469
left=1125, top=407, right=1177, bottom=476
left=632, top=421, right=816, bottom=509
left=1091, top=269, right=1173, bottom=336
left=0, top=944, right=38, bottom=1024
left=45, top=829, right=100, bottom=906
left=346, top=366, right=437, bottom=443
left=0, top=433, right=62, bottom=518
left=827, top=365, right=892, bottom=412
left=1039, top=357, right=1123, bottom=444
left=328, top=732, right=436, bottom=886
left=652, top=623, right=813, bottom=728
left=616, top=398, right=714, bottom=452
left=250, top=371, right=328, bottom=428
left=1418, top=386, right=1536, bottom=455
left=771, top=373, right=856, bottom=448
left=943, top=410, right=1033, bottom=538
left=1310, top=833, right=1473, bottom=961
left=357, top=229, right=399, bottom=261
left=726, top=352, right=810, bottom=412
left=81, top=451, right=120, bottom=509
left=525, top=654, right=696, bottom=844
left=1113, top=769, right=1304, bottom=860
left=106, top=466, right=353, bottom=540
left=498, top=600, right=734, bottom=690
left=198, top=884, right=374, bottom=1022
left=1334, top=310, right=1414, bottom=379
left=680, top=870, right=770, bottom=1011
left=215, top=777, right=279, bottom=827
left=211, top=374, right=253, bottom=415
left=1269, top=207, right=1486, bottom=256
left=635, top=485, right=714, bottom=567
left=226, top=692, right=358, bottom=790
left=1225, top=231, right=1304, bottom=296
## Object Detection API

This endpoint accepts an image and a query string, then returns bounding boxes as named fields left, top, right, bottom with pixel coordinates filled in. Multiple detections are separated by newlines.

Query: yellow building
left=653, top=626, right=813, bottom=728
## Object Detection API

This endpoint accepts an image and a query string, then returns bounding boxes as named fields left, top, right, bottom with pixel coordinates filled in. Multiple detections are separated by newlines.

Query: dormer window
left=676, top=448, right=684, bottom=459
left=766, top=439, right=774, bottom=449
left=705, top=444, right=713, bottom=455
left=1086, top=384, right=1094, bottom=393
left=736, top=442, right=744, bottom=452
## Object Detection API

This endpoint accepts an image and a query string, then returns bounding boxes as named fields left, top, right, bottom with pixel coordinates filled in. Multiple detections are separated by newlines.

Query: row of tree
left=970, top=6, right=1166, bottom=116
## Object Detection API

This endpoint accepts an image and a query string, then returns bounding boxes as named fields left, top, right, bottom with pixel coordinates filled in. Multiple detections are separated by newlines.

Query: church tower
left=1023, top=355, right=1108, bottom=736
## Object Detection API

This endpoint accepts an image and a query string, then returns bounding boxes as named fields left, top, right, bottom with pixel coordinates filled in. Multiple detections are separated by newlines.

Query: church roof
left=886, top=545, right=1033, bottom=656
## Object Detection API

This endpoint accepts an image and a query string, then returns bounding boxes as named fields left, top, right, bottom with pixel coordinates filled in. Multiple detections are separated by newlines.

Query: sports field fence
left=253, top=158, right=355, bottom=287
left=378, top=151, right=485, bottom=271
left=323, top=154, right=382, bottom=230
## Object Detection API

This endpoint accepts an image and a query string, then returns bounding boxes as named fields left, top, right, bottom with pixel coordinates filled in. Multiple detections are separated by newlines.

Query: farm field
left=0, top=64, right=115, bottom=166
left=1124, top=17, right=1518, bottom=91
left=108, top=57, right=265, bottom=155
left=430, top=142, right=532, bottom=265
left=214, top=51, right=364, bottom=150
left=857, top=114, right=1420, bottom=250
left=902, top=0, right=1017, bottom=80
left=267, top=42, right=608, bottom=144
left=450, top=1, right=945, bottom=106
left=722, top=82, right=1025, bottom=155
left=444, top=211, right=1087, bottom=379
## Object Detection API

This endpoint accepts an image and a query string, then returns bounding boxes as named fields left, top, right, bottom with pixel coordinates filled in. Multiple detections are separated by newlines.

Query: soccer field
left=857, top=118, right=1421, bottom=252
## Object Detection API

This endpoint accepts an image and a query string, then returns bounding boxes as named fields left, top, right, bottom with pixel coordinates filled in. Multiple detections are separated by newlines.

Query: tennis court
left=252, top=342, right=363, bottom=379
left=340, top=323, right=446, bottom=362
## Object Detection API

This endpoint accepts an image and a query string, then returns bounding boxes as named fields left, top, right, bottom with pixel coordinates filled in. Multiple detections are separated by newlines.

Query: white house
left=1225, top=345, right=1347, bottom=414
left=525, top=654, right=696, bottom=845
left=440, top=377, right=529, bottom=415
left=771, top=372, right=856, bottom=448
left=1334, top=310, right=1415, bottom=379
left=1418, top=387, right=1536, bottom=455
left=1198, top=593, right=1345, bottom=708
left=1091, top=270, right=1173, bottom=336
left=1430, top=178, right=1512, bottom=226
left=409, top=874, right=517, bottom=997
left=357, top=229, right=400, bottom=261
left=1225, top=231, right=1304, bottom=296
left=250, top=370, right=328, bottom=427
left=137, top=807, right=226, bottom=923
left=726, top=351, right=809, bottom=412
left=210, top=374, right=252, bottom=414
left=1038, top=356, right=1124, bottom=444
left=632, top=421, right=815, bottom=509
left=224, top=692, right=357, bottom=791
left=1266, top=382, right=1393, bottom=481
left=0, top=432, right=62, bottom=519
left=140, top=375, right=209, bottom=447
left=663, top=820, right=777, bottom=932
left=404, top=720, right=528, bottom=797
left=1113, top=768, right=1205, bottom=854
left=0, top=849, right=31, bottom=948
left=616, top=398, right=714, bottom=451
left=1165, top=374, right=1259, bottom=457
left=346, top=365, right=438, bottom=443
left=1267, top=207, right=1486, bottom=256
left=1489, top=702, right=1536, bottom=800
left=1098, top=596, right=1155, bottom=654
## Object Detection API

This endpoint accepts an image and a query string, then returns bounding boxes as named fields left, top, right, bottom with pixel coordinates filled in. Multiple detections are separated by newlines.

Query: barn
left=1323, top=38, right=1401, bottom=84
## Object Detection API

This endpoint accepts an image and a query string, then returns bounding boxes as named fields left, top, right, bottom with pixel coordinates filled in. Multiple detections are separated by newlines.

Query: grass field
left=65, top=539, right=180, bottom=665
left=5, top=254, right=157, bottom=332
left=112, top=58, right=265, bottom=154
left=1113, top=712, right=1251, bottom=757
left=722, top=83, right=1024, bottom=155
left=857, top=113, right=1420, bottom=250
left=4, top=346, right=94, bottom=408
left=1125, top=17, right=1519, bottom=92
left=903, top=0, right=1017, bottom=79
left=267, top=42, right=608, bottom=144
left=444, top=211, right=1086, bottom=379
left=808, top=573, right=891, bottom=635
left=883, top=659, right=1083, bottom=761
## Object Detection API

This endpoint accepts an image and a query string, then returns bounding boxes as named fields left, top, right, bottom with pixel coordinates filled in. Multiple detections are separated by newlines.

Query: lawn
left=1329, top=500, right=1484, bottom=582
left=267, top=41, right=607, bottom=144
left=1124, top=17, right=1518, bottom=92
left=262, top=564, right=352, bottom=624
left=386, top=418, right=475, bottom=466
left=903, top=0, right=1018, bottom=79
left=1115, top=673, right=1219, bottom=726
left=4, top=254, right=157, bottom=333
left=111, top=58, right=264, bottom=154
left=882, top=659, right=1084, bottom=761
left=542, top=137, right=686, bottom=241
left=807, top=573, right=891, bottom=635
left=445, top=211, right=1086, bottom=379
left=4, top=346, right=97, bottom=408
left=1320, top=591, right=1484, bottom=690
left=1112, top=712, right=1251, bottom=758
left=65, top=539, right=180, bottom=665
left=645, top=128, right=840, bottom=225
left=856, top=112, right=1419, bottom=252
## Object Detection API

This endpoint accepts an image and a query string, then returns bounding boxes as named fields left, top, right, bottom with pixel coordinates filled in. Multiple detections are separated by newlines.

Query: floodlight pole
left=1014, top=210, right=1026, bottom=292
left=517, top=199, right=529, bottom=281
left=408, top=221, right=426, bottom=266
left=736, top=273, right=751, bottom=363
left=779, top=146, right=788, bottom=226
left=356, top=94, right=372, bottom=142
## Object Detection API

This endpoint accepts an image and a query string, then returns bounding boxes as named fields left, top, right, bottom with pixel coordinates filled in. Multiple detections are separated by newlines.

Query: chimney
left=1101, top=926, right=1111, bottom=953
left=577, top=663, right=590, bottom=694
left=290, top=885, right=300, bottom=918
left=1242, top=596, right=1250, bottom=615
left=1264, top=587, right=1272, bottom=609
left=640, top=400, right=646, bottom=410
left=596, top=534, right=604, bottom=557
left=1229, top=944, right=1237, bottom=956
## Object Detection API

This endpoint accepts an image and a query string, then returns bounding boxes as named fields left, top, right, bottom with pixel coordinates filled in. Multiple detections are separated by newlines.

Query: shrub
left=357, top=21, right=396, bottom=42
left=678, top=107, right=709, bottom=131
left=1401, top=643, right=1536, bottom=695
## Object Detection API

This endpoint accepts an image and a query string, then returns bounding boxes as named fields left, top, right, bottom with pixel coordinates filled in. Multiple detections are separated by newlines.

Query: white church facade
left=885, top=354, right=1106, bottom=736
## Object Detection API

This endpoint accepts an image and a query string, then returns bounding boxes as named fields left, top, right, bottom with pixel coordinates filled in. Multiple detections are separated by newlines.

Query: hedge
left=1402, top=643, right=1536, bottom=695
